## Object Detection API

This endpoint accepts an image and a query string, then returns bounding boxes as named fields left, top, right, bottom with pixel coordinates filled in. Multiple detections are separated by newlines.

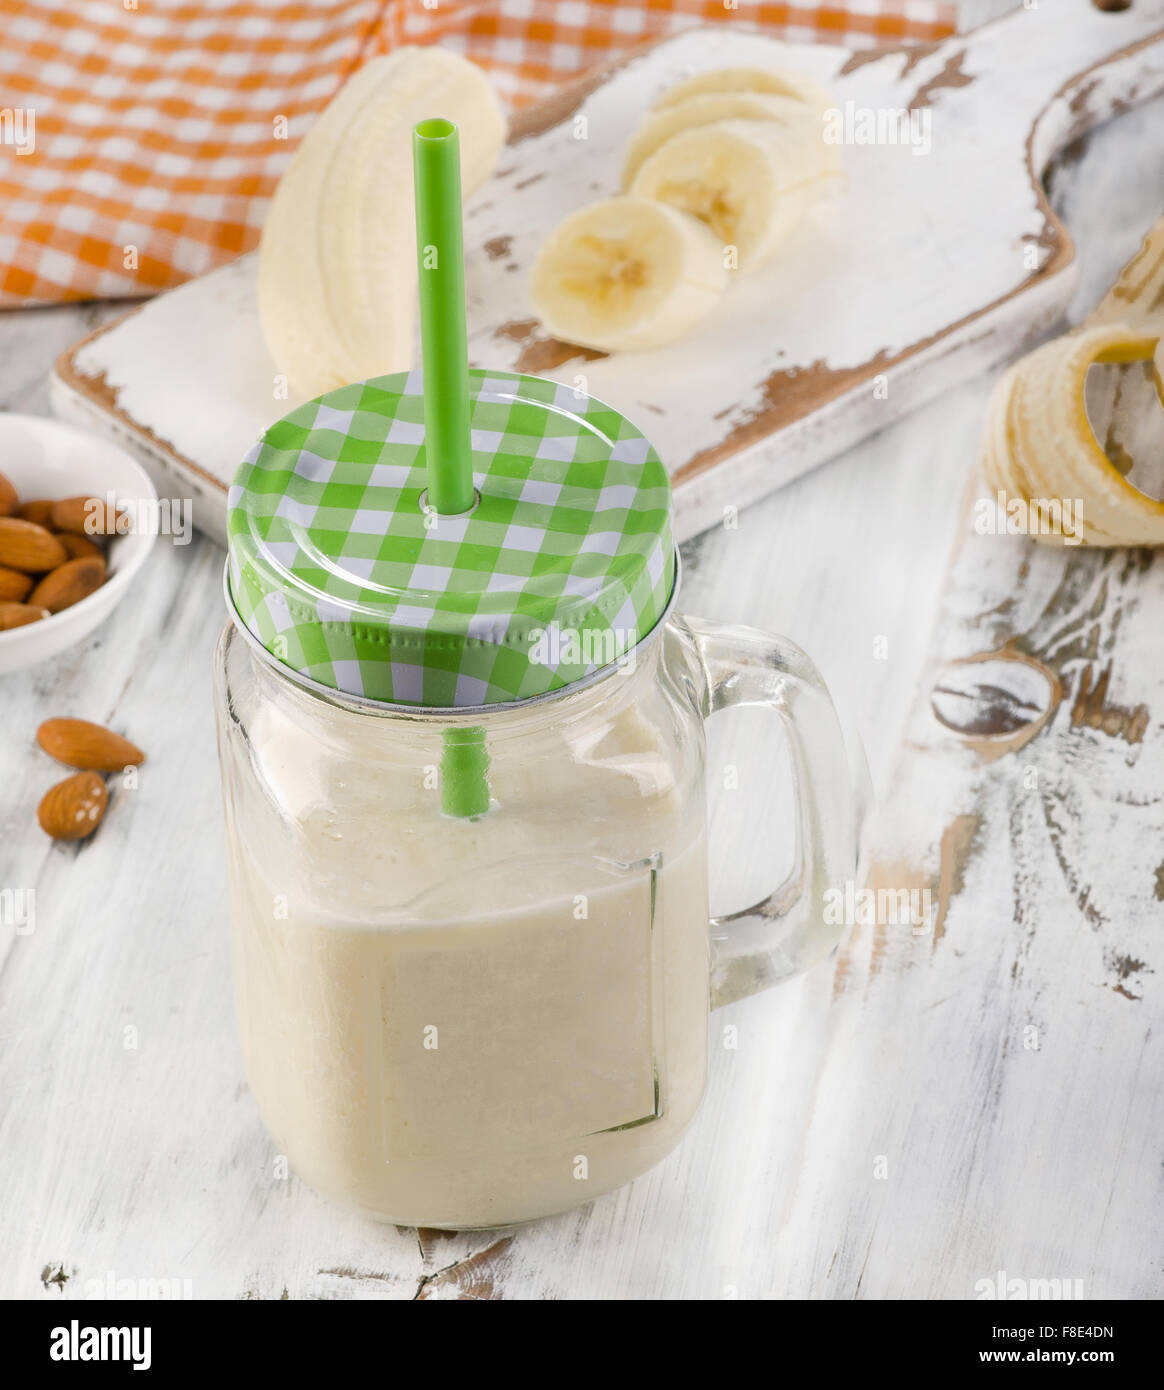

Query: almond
left=28, top=556, right=106, bottom=614
left=51, top=495, right=124, bottom=537
left=0, top=517, right=68, bottom=573
left=0, top=601, right=49, bottom=630
left=0, top=470, right=16, bottom=517
left=37, top=717, right=146, bottom=771
left=58, top=532, right=105, bottom=562
left=0, top=565, right=33, bottom=602
left=16, top=498, right=56, bottom=527
left=37, top=771, right=108, bottom=841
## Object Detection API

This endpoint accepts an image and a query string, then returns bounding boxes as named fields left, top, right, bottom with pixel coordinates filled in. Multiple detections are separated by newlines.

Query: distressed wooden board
left=50, top=0, right=1164, bottom=543
left=4, top=9, right=1163, bottom=1304
left=838, top=238, right=1164, bottom=1301
left=836, top=504, right=1164, bottom=1298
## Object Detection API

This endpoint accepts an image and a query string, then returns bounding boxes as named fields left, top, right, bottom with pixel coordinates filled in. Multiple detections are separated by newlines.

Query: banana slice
left=258, top=47, right=506, bottom=400
left=529, top=196, right=728, bottom=354
left=628, top=119, right=834, bottom=270
left=654, top=67, right=835, bottom=118
left=622, top=92, right=832, bottom=189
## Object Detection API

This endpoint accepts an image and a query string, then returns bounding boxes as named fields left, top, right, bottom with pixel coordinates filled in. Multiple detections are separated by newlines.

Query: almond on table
left=0, top=470, right=17, bottom=517
left=0, top=517, right=68, bottom=573
left=37, top=717, right=146, bottom=771
left=37, top=771, right=108, bottom=841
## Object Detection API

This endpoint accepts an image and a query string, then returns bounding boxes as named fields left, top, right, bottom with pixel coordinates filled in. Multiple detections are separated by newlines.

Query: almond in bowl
left=0, top=507, right=108, bottom=615
left=0, top=414, right=158, bottom=674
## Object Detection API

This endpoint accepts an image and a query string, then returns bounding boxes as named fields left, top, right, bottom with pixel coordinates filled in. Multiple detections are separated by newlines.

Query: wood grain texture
left=2, top=23, right=1162, bottom=1303
left=49, top=0, right=1164, bottom=543
left=849, top=532, right=1164, bottom=1297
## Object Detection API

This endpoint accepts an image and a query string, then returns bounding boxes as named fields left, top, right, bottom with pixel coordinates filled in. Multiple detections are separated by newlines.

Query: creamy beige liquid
left=226, top=701, right=710, bottom=1228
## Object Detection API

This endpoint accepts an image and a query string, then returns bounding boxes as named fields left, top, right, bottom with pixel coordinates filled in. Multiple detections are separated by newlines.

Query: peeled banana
left=529, top=196, right=727, bottom=353
left=258, top=47, right=506, bottom=400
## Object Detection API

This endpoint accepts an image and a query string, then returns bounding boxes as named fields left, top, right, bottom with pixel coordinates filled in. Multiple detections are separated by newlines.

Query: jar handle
left=676, top=615, right=863, bottom=1009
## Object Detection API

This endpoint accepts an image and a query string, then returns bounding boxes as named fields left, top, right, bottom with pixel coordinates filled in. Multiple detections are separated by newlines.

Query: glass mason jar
left=214, top=592, right=858, bottom=1229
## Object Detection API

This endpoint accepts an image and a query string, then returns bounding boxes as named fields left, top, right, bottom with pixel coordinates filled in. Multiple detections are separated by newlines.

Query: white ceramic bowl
left=0, top=414, right=157, bottom=674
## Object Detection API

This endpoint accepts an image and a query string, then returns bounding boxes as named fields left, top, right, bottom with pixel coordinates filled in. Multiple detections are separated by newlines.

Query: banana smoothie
left=220, top=656, right=711, bottom=1228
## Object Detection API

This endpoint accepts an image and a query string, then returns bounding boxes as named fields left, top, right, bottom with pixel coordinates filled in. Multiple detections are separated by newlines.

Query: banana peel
left=980, top=213, right=1164, bottom=547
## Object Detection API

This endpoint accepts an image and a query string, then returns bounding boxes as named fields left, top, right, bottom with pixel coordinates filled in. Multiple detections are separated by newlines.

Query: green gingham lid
left=226, top=369, right=675, bottom=707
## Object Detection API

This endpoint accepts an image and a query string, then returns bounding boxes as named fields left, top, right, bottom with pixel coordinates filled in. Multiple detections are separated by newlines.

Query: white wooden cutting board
left=51, top=0, right=1164, bottom=543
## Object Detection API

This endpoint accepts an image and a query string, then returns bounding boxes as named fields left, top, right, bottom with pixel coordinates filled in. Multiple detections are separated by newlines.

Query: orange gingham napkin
left=0, top=0, right=956, bottom=308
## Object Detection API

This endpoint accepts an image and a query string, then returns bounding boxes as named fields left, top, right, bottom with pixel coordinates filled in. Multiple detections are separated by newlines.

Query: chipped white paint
left=2, top=10, right=1161, bottom=1301
left=51, top=0, right=1164, bottom=542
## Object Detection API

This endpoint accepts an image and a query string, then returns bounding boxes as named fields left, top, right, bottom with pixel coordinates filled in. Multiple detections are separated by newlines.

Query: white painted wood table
left=3, top=9, right=1161, bottom=1300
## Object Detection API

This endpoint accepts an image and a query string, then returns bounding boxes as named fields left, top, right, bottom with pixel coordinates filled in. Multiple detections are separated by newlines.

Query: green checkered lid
left=227, top=369, right=675, bottom=707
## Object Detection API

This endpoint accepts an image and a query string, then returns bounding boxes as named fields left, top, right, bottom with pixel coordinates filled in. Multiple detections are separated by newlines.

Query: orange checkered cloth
left=0, top=0, right=956, bottom=307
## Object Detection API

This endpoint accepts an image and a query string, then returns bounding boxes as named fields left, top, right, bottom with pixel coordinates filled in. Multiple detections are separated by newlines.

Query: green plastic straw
left=414, top=119, right=489, bottom=817
left=441, top=726, right=490, bottom=819
left=413, top=118, right=475, bottom=516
